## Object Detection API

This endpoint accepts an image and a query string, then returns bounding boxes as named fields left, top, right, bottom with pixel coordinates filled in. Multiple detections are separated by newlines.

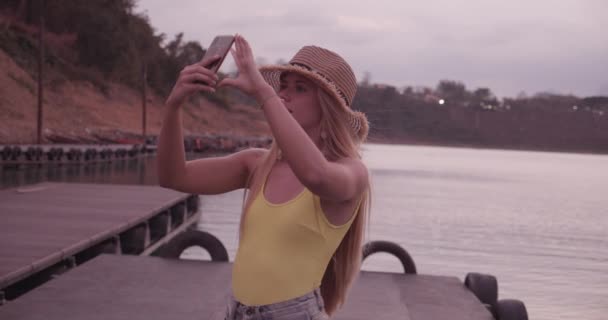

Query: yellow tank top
left=231, top=176, right=360, bottom=305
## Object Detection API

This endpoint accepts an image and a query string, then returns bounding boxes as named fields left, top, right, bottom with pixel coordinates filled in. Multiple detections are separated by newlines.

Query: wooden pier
left=0, top=182, right=523, bottom=319
left=0, top=182, right=199, bottom=302
left=0, top=254, right=493, bottom=320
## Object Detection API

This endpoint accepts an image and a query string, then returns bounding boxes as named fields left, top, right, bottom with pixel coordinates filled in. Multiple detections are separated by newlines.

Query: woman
left=157, top=34, right=370, bottom=319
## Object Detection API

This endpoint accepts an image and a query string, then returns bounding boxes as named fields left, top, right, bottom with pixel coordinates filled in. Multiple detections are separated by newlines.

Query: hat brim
left=259, top=64, right=369, bottom=142
left=259, top=64, right=350, bottom=112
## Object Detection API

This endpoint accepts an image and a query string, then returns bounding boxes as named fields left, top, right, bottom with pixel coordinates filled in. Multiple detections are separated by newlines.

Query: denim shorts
left=224, top=287, right=329, bottom=320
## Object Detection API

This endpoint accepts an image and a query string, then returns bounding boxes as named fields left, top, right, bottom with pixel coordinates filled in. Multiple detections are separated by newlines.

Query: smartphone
left=202, top=35, right=235, bottom=73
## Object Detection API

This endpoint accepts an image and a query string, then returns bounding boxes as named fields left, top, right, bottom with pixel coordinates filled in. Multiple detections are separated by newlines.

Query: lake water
left=193, top=144, right=608, bottom=320
left=2, top=144, right=606, bottom=319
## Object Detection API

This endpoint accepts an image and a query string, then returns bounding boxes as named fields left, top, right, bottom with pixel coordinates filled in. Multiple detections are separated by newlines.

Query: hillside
left=0, top=47, right=270, bottom=144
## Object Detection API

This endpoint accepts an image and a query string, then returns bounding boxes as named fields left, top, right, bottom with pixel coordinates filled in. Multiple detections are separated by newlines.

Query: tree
left=361, top=71, right=372, bottom=87
left=471, top=87, right=498, bottom=109
left=402, top=86, right=414, bottom=96
left=473, top=88, right=494, bottom=101
left=165, top=33, right=184, bottom=58
left=436, top=80, right=468, bottom=103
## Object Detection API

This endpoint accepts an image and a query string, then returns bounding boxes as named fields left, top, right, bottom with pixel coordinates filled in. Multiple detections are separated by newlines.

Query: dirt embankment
left=0, top=47, right=270, bottom=145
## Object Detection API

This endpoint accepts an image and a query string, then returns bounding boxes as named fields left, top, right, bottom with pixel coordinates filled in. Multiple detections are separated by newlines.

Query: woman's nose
left=279, top=91, right=290, bottom=101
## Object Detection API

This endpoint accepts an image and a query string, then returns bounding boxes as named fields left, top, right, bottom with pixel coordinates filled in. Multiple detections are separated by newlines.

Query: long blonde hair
left=241, top=89, right=370, bottom=316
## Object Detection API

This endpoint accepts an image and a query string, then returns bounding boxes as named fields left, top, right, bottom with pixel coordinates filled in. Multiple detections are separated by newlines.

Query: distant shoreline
left=2, top=132, right=606, bottom=157
left=366, top=136, right=608, bottom=156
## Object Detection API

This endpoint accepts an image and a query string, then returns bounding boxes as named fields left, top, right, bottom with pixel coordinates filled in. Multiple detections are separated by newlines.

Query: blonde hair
left=241, top=89, right=370, bottom=317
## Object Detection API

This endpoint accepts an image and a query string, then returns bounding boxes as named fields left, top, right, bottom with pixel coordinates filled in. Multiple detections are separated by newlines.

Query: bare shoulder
left=337, top=157, right=369, bottom=179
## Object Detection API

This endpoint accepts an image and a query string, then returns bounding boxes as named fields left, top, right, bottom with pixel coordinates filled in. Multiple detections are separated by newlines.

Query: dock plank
left=0, top=182, right=191, bottom=288
left=343, top=272, right=493, bottom=320
left=0, top=255, right=493, bottom=320
left=0, top=255, right=231, bottom=320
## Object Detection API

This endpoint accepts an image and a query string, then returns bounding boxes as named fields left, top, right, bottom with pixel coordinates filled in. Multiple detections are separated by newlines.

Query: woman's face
left=278, top=73, right=322, bottom=130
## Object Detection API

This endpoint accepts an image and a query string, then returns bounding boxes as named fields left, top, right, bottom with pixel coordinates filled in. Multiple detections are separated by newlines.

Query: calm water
left=2, top=144, right=606, bottom=319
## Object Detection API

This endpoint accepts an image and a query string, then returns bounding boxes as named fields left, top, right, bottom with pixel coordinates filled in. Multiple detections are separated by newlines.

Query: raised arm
left=219, top=35, right=368, bottom=202
left=261, top=91, right=368, bottom=202
left=156, top=54, right=264, bottom=194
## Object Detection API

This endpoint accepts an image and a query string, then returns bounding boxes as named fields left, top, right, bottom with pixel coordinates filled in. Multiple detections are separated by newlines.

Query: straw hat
left=259, top=46, right=369, bottom=142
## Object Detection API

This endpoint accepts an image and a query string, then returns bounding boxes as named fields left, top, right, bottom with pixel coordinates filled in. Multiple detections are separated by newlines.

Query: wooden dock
left=0, top=254, right=493, bottom=320
left=0, top=182, right=511, bottom=319
left=0, top=182, right=200, bottom=302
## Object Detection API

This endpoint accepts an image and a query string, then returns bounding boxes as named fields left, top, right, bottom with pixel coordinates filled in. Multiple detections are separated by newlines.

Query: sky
left=135, top=0, right=608, bottom=99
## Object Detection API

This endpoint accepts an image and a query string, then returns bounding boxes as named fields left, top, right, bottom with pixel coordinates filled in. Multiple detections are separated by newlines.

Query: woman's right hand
left=165, top=55, right=221, bottom=109
left=219, top=34, right=273, bottom=102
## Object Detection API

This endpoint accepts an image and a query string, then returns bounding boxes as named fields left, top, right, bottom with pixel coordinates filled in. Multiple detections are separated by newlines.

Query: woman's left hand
left=219, top=34, right=273, bottom=101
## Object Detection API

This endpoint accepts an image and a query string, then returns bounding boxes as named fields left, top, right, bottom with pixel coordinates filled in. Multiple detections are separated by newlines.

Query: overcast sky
left=135, top=0, right=607, bottom=98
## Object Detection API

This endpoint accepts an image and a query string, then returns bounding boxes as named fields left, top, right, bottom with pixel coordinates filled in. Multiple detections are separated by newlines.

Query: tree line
left=0, top=0, right=236, bottom=106
left=354, top=80, right=608, bottom=153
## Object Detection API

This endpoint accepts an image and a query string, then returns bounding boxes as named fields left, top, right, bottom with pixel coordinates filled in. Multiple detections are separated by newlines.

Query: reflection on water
left=1, top=156, right=157, bottom=189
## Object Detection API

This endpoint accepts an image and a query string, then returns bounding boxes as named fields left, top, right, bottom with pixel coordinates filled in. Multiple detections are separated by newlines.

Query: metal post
left=36, top=0, right=45, bottom=144
left=142, top=63, right=147, bottom=142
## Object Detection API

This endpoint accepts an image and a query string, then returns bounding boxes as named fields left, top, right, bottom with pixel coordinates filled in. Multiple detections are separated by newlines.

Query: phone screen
left=202, top=35, right=235, bottom=73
